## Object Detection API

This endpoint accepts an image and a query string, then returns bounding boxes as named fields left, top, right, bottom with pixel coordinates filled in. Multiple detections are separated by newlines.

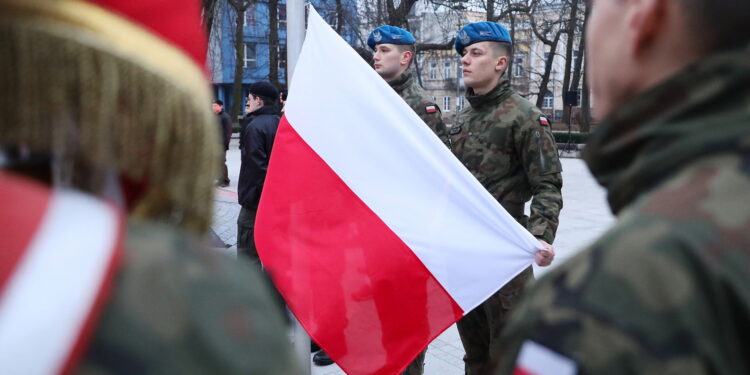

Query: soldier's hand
left=535, top=240, right=555, bottom=267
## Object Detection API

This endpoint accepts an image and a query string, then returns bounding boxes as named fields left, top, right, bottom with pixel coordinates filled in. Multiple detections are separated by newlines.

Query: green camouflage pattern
left=390, top=73, right=449, bottom=144
left=496, top=46, right=750, bottom=375
left=448, top=74, right=562, bottom=374
left=449, top=76, right=563, bottom=243
left=78, top=220, right=296, bottom=375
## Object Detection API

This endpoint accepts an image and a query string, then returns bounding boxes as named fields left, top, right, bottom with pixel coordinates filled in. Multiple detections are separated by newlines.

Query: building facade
left=209, top=0, right=359, bottom=112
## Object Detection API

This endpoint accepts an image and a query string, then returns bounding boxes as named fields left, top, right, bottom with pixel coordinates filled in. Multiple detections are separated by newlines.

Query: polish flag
left=0, top=173, right=123, bottom=375
left=255, top=7, right=543, bottom=375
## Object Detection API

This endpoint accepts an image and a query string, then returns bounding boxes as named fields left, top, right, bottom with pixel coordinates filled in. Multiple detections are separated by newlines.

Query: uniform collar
left=466, top=74, right=513, bottom=110
left=388, top=73, right=413, bottom=95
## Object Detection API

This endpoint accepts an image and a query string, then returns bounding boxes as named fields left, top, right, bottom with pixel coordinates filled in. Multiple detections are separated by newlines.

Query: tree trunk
left=508, top=12, right=515, bottom=85
left=202, top=0, right=218, bottom=37
left=230, top=5, right=245, bottom=121
left=268, top=0, right=280, bottom=87
left=487, top=0, right=495, bottom=21
left=335, top=0, right=344, bottom=34
left=535, top=31, right=562, bottom=109
left=560, top=0, right=579, bottom=126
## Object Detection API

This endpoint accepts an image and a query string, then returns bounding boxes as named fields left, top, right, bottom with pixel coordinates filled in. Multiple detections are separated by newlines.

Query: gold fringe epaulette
left=0, top=0, right=219, bottom=234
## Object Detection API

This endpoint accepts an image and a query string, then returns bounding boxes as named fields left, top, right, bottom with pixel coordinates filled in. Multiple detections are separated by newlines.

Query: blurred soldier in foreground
left=498, top=0, right=750, bottom=374
left=0, top=0, right=295, bottom=373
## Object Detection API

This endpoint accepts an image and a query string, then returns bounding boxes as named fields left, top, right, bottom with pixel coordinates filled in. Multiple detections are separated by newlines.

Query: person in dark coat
left=237, top=82, right=280, bottom=263
left=212, top=99, right=233, bottom=187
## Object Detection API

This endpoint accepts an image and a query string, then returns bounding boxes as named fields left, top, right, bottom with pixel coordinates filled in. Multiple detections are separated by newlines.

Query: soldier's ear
left=495, top=55, right=508, bottom=73
left=400, top=50, right=413, bottom=66
left=629, top=0, right=667, bottom=58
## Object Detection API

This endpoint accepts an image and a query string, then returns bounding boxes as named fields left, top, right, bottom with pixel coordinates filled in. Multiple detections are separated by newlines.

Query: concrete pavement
left=211, top=137, right=615, bottom=374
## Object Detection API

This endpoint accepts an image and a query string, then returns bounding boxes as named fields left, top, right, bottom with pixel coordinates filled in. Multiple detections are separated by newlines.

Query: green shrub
left=553, top=131, right=589, bottom=144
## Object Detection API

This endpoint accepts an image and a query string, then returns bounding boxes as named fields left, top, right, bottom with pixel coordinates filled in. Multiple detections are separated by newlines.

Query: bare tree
left=202, top=0, right=220, bottom=37
left=227, top=0, right=253, bottom=121
left=268, top=0, right=280, bottom=86
left=527, top=0, right=566, bottom=109
left=560, top=0, right=581, bottom=125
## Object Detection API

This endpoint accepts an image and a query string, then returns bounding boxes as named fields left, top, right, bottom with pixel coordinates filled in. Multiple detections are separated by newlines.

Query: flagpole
left=286, top=2, right=310, bottom=373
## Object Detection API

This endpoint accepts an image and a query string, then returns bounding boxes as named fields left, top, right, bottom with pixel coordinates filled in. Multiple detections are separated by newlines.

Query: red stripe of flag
left=256, top=116, right=463, bottom=375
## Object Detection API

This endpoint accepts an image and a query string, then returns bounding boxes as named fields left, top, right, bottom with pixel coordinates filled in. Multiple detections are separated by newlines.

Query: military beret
left=248, top=81, right=279, bottom=100
left=455, top=21, right=512, bottom=55
left=367, top=25, right=416, bottom=50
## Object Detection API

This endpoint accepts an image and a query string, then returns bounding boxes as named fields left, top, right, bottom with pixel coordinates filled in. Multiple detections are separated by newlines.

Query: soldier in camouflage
left=369, top=25, right=448, bottom=145
left=367, top=24, right=447, bottom=375
left=448, top=21, right=563, bottom=374
left=496, top=0, right=750, bottom=374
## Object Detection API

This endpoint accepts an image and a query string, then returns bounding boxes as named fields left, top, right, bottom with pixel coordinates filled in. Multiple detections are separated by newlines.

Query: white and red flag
left=256, top=7, right=543, bottom=375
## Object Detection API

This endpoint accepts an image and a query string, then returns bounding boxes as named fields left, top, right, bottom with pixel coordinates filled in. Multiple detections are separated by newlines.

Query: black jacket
left=238, top=105, right=280, bottom=209
left=217, top=110, right=232, bottom=150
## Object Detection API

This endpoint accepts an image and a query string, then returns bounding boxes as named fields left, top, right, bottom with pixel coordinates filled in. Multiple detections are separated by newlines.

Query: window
left=444, top=61, right=452, bottom=79
left=429, top=61, right=437, bottom=80
left=278, top=44, right=287, bottom=70
left=542, top=90, right=553, bottom=109
left=277, top=4, right=287, bottom=29
left=244, top=43, right=257, bottom=68
left=513, top=57, right=524, bottom=78
left=457, top=96, right=465, bottom=111
left=443, top=96, right=451, bottom=112
left=244, top=4, right=256, bottom=26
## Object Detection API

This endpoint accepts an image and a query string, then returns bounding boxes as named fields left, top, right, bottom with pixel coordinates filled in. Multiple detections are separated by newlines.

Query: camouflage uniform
left=496, top=46, right=750, bottom=375
left=390, top=73, right=449, bottom=145
left=449, top=75, right=563, bottom=374
left=78, top=221, right=296, bottom=375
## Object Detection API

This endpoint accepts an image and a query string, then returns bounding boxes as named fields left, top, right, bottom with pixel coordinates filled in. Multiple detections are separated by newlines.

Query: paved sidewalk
left=211, top=139, right=615, bottom=374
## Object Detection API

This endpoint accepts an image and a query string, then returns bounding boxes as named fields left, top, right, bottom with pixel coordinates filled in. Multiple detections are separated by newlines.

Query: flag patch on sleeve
left=514, top=340, right=577, bottom=375
left=539, top=116, right=550, bottom=126
left=425, top=105, right=437, bottom=114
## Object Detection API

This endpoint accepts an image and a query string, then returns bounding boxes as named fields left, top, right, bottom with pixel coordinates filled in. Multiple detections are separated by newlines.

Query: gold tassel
left=0, top=8, right=219, bottom=234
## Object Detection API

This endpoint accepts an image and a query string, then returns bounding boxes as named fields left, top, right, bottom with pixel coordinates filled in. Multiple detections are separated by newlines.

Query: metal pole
left=287, top=0, right=305, bottom=84
left=286, top=4, right=310, bottom=373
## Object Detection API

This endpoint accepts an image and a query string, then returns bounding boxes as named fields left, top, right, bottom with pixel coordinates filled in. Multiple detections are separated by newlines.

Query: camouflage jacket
left=389, top=73, right=449, bottom=144
left=78, top=221, right=296, bottom=375
left=450, top=77, right=563, bottom=243
left=497, top=46, right=750, bottom=374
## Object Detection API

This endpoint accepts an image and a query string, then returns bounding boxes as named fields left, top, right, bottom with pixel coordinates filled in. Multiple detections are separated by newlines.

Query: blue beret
left=455, top=21, right=512, bottom=55
left=367, top=25, right=416, bottom=50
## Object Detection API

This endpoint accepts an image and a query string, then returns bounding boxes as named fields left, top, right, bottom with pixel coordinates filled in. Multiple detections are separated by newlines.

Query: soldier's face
left=460, top=42, right=507, bottom=94
left=373, top=43, right=410, bottom=81
left=211, top=103, right=222, bottom=114
left=587, top=0, right=636, bottom=118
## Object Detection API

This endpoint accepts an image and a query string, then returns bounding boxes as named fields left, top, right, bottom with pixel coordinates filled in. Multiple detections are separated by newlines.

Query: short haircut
left=489, top=42, right=512, bottom=58
left=679, top=0, right=750, bottom=52
left=395, top=44, right=416, bottom=68
left=280, top=89, right=288, bottom=101
left=213, top=99, right=223, bottom=106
